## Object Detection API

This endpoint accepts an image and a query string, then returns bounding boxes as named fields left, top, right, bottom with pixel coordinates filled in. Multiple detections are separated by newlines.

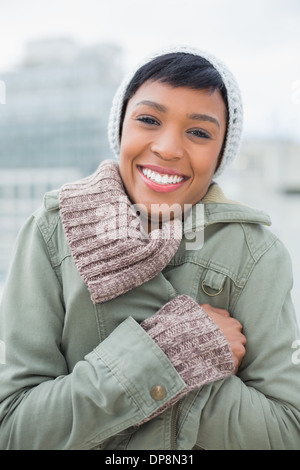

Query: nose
left=150, top=127, right=184, bottom=161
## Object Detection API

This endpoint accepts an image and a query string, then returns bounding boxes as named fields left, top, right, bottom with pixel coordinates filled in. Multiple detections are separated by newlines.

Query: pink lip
left=137, top=165, right=189, bottom=193
left=139, top=164, right=187, bottom=177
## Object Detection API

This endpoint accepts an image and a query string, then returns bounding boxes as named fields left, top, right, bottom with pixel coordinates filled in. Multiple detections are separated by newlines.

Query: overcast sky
left=0, top=0, right=299, bottom=140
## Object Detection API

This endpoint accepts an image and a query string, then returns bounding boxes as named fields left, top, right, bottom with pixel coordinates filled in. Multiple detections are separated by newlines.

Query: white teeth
left=141, top=167, right=184, bottom=185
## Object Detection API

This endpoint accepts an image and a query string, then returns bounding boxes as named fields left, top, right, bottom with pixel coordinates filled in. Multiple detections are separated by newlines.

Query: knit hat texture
left=107, top=45, right=243, bottom=178
left=59, top=160, right=182, bottom=303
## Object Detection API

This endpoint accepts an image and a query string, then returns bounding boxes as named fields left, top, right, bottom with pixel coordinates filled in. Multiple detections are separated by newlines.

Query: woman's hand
left=201, top=304, right=247, bottom=373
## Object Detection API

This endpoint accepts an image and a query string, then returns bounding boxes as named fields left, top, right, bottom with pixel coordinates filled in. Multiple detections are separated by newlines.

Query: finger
left=201, top=303, right=230, bottom=317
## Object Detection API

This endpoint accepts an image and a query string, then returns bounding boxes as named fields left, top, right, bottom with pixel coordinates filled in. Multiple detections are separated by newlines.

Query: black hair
left=119, top=52, right=228, bottom=138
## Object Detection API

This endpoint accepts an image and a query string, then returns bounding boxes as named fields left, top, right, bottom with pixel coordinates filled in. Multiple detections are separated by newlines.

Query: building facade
left=0, top=37, right=124, bottom=284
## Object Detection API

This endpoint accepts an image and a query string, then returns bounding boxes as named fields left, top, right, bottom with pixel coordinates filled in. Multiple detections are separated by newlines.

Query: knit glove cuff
left=141, top=295, right=235, bottom=391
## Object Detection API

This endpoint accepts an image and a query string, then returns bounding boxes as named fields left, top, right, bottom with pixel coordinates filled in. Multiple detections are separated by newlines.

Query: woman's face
left=119, top=79, right=227, bottom=223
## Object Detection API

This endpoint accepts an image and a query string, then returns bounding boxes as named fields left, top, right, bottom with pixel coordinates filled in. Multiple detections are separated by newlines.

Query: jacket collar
left=183, top=183, right=271, bottom=234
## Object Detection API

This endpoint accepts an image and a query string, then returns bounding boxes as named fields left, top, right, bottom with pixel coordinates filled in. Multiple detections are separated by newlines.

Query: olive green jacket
left=0, top=182, right=299, bottom=450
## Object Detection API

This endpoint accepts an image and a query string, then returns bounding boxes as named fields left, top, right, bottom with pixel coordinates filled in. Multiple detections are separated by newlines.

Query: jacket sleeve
left=0, top=213, right=186, bottom=450
left=192, top=238, right=300, bottom=450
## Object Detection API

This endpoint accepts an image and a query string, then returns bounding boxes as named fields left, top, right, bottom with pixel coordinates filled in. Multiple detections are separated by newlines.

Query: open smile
left=137, top=165, right=189, bottom=193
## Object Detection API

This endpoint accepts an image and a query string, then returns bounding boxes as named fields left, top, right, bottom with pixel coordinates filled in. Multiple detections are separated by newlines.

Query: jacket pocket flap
left=201, top=270, right=226, bottom=296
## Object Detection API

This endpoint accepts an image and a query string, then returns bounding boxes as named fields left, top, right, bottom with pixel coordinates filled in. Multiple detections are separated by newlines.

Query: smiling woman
left=0, top=45, right=299, bottom=450
left=119, top=81, right=227, bottom=219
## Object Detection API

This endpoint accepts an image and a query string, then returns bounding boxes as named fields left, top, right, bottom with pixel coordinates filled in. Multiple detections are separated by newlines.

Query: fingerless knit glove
left=140, top=295, right=235, bottom=421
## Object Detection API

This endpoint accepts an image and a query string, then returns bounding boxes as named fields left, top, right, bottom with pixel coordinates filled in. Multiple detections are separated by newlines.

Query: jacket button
left=150, top=385, right=166, bottom=401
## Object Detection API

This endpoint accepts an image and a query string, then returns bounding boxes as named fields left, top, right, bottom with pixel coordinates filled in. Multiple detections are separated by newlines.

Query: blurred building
left=0, top=37, right=123, bottom=174
left=0, top=37, right=124, bottom=283
left=238, top=139, right=300, bottom=195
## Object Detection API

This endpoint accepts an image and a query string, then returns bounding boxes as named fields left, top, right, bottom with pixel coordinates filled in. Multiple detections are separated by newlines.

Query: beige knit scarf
left=59, top=160, right=182, bottom=303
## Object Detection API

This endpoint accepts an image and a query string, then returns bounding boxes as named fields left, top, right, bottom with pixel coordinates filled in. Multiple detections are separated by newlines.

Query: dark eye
left=188, top=129, right=211, bottom=139
left=136, top=115, right=160, bottom=126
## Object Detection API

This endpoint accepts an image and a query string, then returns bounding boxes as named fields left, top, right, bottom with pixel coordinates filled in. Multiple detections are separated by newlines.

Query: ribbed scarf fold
left=59, top=160, right=182, bottom=303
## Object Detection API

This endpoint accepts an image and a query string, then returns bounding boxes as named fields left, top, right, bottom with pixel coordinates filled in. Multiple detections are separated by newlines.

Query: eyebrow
left=135, top=100, right=167, bottom=113
left=188, top=113, right=220, bottom=128
left=135, top=100, right=220, bottom=128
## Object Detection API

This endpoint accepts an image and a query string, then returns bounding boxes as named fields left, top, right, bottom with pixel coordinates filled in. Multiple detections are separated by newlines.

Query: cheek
left=119, top=122, right=141, bottom=162
left=119, top=127, right=139, bottom=189
left=119, top=130, right=130, bottom=160
left=191, top=145, right=221, bottom=174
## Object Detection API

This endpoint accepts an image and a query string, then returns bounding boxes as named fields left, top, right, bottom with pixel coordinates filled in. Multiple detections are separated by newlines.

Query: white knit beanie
left=107, top=45, right=243, bottom=178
